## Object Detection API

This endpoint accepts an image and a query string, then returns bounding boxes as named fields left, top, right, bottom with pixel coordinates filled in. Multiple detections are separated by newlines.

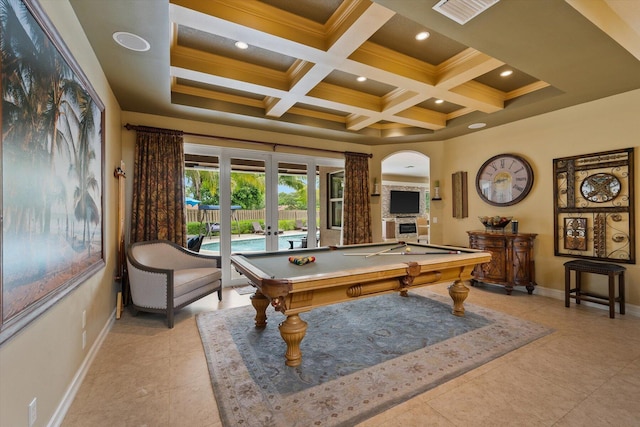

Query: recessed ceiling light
left=468, top=122, right=487, bottom=129
left=500, top=70, right=513, bottom=77
left=435, top=99, right=444, bottom=104
left=357, top=76, right=367, bottom=82
left=112, top=31, right=150, bottom=52
left=235, top=41, right=249, bottom=49
left=415, top=31, right=430, bottom=41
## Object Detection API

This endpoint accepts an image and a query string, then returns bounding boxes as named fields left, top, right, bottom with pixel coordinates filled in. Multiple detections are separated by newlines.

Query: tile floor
left=62, top=281, right=640, bottom=426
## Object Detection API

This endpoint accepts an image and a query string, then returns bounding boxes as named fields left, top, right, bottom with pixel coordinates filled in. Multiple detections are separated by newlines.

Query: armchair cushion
left=174, top=268, right=222, bottom=304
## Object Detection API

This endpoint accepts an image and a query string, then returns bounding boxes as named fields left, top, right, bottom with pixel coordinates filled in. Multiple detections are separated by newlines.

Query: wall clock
left=476, top=154, right=534, bottom=206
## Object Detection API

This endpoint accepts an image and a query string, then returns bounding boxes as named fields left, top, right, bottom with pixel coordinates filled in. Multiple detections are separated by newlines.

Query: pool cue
left=364, top=243, right=406, bottom=258
left=399, top=251, right=462, bottom=255
left=344, top=250, right=461, bottom=256
left=114, top=161, right=127, bottom=319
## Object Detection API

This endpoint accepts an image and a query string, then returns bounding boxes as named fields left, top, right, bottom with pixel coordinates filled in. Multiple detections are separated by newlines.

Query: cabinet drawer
left=469, top=239, right=505, bottom=250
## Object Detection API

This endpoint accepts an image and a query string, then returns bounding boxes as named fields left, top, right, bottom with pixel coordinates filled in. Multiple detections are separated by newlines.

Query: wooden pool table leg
left=448, top=279, right=470, bottom=317
left=279, top=314, right=308, bottom=367
left=250, top=291, right=269, bottom=328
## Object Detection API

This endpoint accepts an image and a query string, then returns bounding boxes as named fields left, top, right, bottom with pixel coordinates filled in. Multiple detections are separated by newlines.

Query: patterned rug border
left=197, top=291, right=553, bottom=427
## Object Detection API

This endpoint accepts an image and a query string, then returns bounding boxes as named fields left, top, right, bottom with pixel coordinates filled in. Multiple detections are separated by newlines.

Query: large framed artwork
left=553, top=148, right=635, bottom=264
left=1, top=0, right=105, bottom=344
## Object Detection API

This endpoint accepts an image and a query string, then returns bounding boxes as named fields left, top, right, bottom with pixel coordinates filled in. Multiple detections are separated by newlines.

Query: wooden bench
left=564, top=260, right=626, bottom=318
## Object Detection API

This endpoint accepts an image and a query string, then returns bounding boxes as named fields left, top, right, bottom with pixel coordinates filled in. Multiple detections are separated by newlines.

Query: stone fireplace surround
left=394, top=217, right=418, bottom=240
left=381, top=183, right=427, bottom=241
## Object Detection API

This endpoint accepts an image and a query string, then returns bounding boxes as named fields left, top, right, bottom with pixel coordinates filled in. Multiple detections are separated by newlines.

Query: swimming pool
left=201, top=234, right=307, bottom=252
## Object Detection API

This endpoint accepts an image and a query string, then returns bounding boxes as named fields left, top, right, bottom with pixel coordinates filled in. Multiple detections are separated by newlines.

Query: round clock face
left=476, top=154, right=534, bottom=206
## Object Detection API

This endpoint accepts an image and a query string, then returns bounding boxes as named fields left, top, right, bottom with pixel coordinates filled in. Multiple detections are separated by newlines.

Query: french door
left=185, top=145, right=329, bottom=286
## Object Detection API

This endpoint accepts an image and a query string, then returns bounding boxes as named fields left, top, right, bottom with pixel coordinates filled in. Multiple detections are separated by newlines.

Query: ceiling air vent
left=432, top=0, right=500, bottom=25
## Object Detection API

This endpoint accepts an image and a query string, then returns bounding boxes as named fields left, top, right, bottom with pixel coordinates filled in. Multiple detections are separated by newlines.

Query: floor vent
left=432, top=0, right=500, bottom=25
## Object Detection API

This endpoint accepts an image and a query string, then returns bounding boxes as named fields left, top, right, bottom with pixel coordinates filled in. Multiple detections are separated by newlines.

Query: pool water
left=201, top=234, right=307, bottom=252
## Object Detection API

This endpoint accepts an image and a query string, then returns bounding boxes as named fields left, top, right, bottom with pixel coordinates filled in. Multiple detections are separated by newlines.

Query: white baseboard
left=47, top=308, right=116, bottom=427
left=524, top=285, right=640, bottom=317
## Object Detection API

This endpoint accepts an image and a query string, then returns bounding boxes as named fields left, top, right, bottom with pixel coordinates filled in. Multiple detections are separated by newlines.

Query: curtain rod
left=124, top=123, right=183, bottom=135
left=124, top=123, right=372, bottom=158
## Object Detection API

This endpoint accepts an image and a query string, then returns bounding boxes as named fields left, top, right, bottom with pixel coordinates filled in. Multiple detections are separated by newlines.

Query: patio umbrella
left=185, top=197, right=201, bottom=206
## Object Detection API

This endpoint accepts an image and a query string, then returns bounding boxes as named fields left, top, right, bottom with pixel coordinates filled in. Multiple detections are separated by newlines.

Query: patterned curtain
left=343, top=152, right=372, bottom=245
left=130, top=127, right=187, bottom=246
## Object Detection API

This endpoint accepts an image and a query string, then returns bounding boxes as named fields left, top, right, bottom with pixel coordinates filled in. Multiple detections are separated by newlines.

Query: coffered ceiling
left=69, top=0, right=640, bottom=146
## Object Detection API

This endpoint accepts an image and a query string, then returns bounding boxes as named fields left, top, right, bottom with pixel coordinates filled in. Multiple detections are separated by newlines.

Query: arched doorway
left=380, top=151, right=430, bottom=242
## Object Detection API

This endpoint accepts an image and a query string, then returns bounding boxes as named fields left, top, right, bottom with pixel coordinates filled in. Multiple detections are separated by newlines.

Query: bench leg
left=564, top=266, right=570, bottom=308
left=608, top=273, right=615, bottom=318
left=575, top=270, right=581, bottom=305
left=619, top=271, right=625, bottom=315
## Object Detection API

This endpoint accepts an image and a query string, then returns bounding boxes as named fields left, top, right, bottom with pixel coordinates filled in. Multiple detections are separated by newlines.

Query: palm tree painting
left=1, top=0, right=104, bottom=342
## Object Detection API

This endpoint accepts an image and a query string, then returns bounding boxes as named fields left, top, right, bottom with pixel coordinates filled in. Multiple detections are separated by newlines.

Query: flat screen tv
left=389, top=190, right=420, bottom=214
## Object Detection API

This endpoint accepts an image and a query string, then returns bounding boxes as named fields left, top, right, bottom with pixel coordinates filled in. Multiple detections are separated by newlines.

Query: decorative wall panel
left=553, top=148, right=635, bottom=263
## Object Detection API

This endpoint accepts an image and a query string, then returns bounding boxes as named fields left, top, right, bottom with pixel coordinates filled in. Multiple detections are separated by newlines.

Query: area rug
left=197, top=291, right=552, bottom=427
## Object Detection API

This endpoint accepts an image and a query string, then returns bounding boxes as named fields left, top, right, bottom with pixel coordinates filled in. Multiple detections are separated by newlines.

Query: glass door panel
left=184, top=160, right=220, bottom=253
left=230, top=157, right=267, bottom=252
left=227, top=156, right=267, bottom=282
left=278, top=161, right=308, bottom=250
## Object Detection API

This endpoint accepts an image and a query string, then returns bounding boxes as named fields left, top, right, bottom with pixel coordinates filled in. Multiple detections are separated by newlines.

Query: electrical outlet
left=28, top=397, right=37, bottom=427
left=82, top=310, right=86, bottom=329
left=82, top=330, right=86, bottom=350
left=432, top=217, right=438, bottom=224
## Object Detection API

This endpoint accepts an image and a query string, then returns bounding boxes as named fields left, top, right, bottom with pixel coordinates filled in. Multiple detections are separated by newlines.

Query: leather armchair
left=126, top=240, right=222, bottom=328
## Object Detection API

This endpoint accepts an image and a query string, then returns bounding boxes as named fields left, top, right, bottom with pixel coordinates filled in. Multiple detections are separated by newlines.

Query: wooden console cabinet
left=467, top=231, right=537, bottom=295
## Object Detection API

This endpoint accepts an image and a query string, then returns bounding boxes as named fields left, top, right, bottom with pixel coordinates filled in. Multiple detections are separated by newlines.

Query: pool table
left=230, top=242, right=491, bottom=366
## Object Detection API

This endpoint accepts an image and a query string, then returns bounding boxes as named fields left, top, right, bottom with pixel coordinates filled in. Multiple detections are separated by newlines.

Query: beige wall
left=2, top=2, right=640, bottom=426
left=0, top=1, right=122, bottom=426
left=382, top=174, right=429, bottom=183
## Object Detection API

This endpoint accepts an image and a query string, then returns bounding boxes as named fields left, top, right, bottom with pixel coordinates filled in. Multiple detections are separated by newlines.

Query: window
left=328, top=171, right=344, bottom=229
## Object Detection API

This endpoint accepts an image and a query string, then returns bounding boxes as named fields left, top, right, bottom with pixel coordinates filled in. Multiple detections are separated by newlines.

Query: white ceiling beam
left=265, top=2, right=394, bottom=117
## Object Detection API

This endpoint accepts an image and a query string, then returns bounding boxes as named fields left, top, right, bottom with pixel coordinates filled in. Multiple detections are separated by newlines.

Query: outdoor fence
left=186, top=208, right=314, bottom=224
